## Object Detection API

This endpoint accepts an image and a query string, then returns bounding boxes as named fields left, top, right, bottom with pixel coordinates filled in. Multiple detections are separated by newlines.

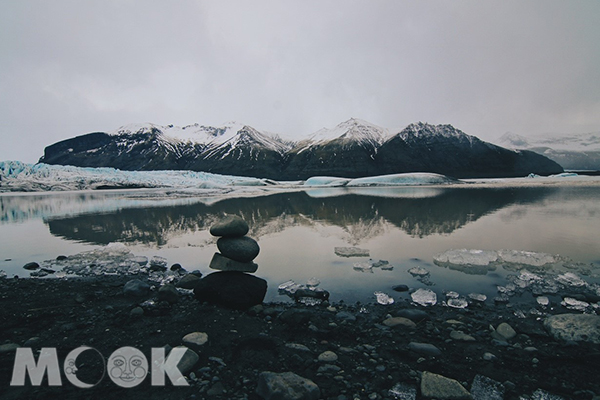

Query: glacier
left=1, top=161, right=464, bottom=193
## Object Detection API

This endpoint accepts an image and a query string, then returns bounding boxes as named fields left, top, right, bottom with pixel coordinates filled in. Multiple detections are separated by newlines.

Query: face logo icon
left=107, top=347, right=148, bottom=388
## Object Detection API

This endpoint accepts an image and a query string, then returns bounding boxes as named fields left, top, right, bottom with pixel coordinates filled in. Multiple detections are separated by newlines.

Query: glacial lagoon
left=1, top=185, right=599, bottom=306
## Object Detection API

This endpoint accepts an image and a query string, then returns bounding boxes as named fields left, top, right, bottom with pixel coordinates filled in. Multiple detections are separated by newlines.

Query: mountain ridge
left=39, top=119, right=564, bottom=179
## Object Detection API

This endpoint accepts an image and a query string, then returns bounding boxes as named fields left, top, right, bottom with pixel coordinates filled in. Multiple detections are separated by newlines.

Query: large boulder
left=194, top=271, right=267, bottom=310
left=217, top=236, right=260, bottom=262
left=209, top=215, right=249, bottom=237
left=544, top=314, right=600, bottom=344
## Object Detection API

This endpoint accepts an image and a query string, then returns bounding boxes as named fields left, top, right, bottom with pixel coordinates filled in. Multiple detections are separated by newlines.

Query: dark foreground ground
left=0, top=275, right=598, bottom=400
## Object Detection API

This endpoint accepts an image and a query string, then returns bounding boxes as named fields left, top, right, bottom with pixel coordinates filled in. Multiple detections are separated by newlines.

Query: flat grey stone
left=383, top=317, right=416, bottom=328
left=174, top=346, right=199, bottom=375
left=420, top=371, right=471, bottom=400
left=408, top=342, right=441, bottom=356
left=0, top=343, right=19, bottom=353
left=182, top=332, right=208, bottom=347
left=544, top=314, right=600, bottom=344
left=317, top=351, right=338, bottom=362
left=176, top=274, right=201, bottom=289
left=256, top=371, right=320, bottom=400
left=209, top=252, right=258, bottom=273
left=157, top=283, right=179, bottom=303
left=450, top=330, right=476, bottom=342
left=495, top=322, right=516, bottom=340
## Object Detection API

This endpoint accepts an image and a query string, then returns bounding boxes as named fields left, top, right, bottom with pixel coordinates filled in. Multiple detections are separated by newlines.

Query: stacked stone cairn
left=193, top=215, right=267, bottom=311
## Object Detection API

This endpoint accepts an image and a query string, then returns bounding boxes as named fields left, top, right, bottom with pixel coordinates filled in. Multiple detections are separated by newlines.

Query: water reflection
left=30, top=187, right=555, bottom=245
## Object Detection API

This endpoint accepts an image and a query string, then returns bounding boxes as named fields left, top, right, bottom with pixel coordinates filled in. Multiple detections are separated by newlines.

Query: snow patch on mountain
left=296, top=118, right=389, bottom=153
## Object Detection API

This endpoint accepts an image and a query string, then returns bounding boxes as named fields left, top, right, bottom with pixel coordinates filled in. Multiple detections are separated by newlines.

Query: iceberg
left=0, top=161, right=272, bottom=192
left=303, top=172, right=459, bottom=187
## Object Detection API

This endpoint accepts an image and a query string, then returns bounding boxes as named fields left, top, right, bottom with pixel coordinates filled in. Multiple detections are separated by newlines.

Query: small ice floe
left=561, top=297, right=590, bottom=312
left=497, top=249, right=557, bottom=267
left=408, top=266, right=429, bottom=277
left=306, top=277, right=321, bottom=288
left=278, top=280, right=302, bottom=294
left=434, top=249, right=498, bottom=267
left=374, top=291, right=394, bottom=305
left=555, top=272, right=587, bottom=288
left=372, top=260, right=393, bottom=270
left=334, top=247, right=370, bottom=257
left=444, top=291, right=460, bottom=299
left=0, top=270, right=6, bottom=279
left=411, top=288, right=437, bottom=307
left=468, top=293, right=487, bottom=302
left=389, top=382, right=417, bottom=400
left=353, top=262, right=374, bottom=273
left=536, top=296, right=550, bottom=306
left=278, top=279, right=329, bottom=306
left=447, top=298, right=469, bottom=309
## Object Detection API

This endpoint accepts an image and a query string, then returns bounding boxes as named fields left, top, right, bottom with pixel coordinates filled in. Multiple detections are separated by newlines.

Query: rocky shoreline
left=1, top=271, right=599, bottom=400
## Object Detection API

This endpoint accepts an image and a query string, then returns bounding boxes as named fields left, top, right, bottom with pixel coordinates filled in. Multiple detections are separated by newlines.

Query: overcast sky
left=1, top=1, right=599, bottom=163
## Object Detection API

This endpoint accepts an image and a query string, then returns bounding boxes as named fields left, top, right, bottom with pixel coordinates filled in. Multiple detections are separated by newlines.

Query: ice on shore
left=434, top=249, right=559, bottom=275
left=374, top=291, right=394, bottom=305
left=411, top=288, right=437, bottom=306
left=304, top=173, right=458, bottom=187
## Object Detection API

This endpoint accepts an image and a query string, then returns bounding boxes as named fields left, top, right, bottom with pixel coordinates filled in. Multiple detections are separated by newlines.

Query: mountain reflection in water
left=38, top=187, right=553, bottom=246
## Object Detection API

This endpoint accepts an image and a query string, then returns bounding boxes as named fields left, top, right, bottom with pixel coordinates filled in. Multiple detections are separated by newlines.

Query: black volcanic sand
left=0, top=275, right=599, bottom=400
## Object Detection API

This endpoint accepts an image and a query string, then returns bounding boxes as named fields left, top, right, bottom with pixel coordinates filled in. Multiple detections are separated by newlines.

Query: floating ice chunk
left=561, top=297, right=589, bottom=311
left=447, top=298, right=469, bottom=309
left=372, top=260, right=390, bottom=268
left=335, top=247, right=370, bottom=257
left=0, top=270, right=6, bottom=279
left=347, top=172, right=457, bottom=187
left=468, top=293, right=487, bottom=302
left=536, top=296, right=550, bottom=306
left=353, top=262, right=374, bottom=273
left=374, top=291, right=394, bottom=305
left=434, top=249, right=498, bottom=266
left=497, top=250, right=556, bottom=267
left=408, top=266, right=429, bottom=277
left=389, top=382, right=417, bottom=400
left=411, top=288, right=437, bottom=306
left=445, top=291, right=460, bottom=299
left=470, top=375, right=505, bottom=400
left=278, top=280, right=304, bottom=295
left=278, top=280, right=296, bottom=291
left=555, top=272, right=587, bottom=287
left=306, top=277, right=320, bottom=287
left=530, top=388, right=567, bottom=400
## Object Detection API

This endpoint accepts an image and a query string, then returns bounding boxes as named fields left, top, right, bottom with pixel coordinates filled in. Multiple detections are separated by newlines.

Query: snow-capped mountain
left=39, top=119, right=563, bottom=179
left=497, top=131, right=600, bottom=170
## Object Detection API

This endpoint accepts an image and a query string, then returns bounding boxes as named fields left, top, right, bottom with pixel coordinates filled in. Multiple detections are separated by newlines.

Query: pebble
left=176, top=274, right=201, bottom=289
left=408, top=342, right=441, bottom=357
left=23, top=262, right=40, bottom=270
left=256, top=371, right=320, bottom=400
left=392, top=284, right=409, bottom=292
left=483, top=352, right=497, bottom=361
left=318, top=351, right=338, bottom=362
left=182, top=332, right=209, bottom=347
left=382, top=317, right=416, bottom=328
left=494, top=322, right=517, bottom=341
left=450, top=330, right=476, bottom=342
left=0, top=343, right=20, bottom=353
left=130, top=307, right=144, bottom=317
left=123, top=279, right=151, bottom=297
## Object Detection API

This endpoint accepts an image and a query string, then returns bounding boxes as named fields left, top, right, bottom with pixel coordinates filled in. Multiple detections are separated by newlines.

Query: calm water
left=1, top=186, right=599, bottom=303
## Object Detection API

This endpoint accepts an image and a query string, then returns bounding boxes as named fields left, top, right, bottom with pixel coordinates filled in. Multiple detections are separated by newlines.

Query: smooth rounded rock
left=176, top=274, right=202, bottom=289
left=420, top=371, right=472, bottom=400
left=408, top=342, right=441, bottom=356
left=217, top=236, right=260, bottom=262
left=495, top=322, right=517, bottom=340
left=210, top=215, right=249, bottom=237
left=194, top=271, right=267, bottom=310
left=23, top=262, right=39, bottom=271
left=123, top=279, right=151, bottom=297
left=317, top=351, right=338, bottom=362
left=157, top=284, right=179, bottom=303
left=544, top=314, right=600, bottom=344
left=209, top=252, right=258, bottom=273
left=182, top=332, right=208, bottom=347
left=383, top=317, right=417, bottom=328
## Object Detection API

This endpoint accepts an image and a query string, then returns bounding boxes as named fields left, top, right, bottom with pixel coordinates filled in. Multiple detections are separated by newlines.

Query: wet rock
left=383, top=317, right=416, bottom=329
left=397, top=309, right=430, bottom=322
left=123, top=279, right=151, bottom=297
left=256, top=371, right=320, bottom=400
left=450, top=330, right=476, bottom=342
left=176, top=273, right=201, bottom=289
left=544, top=314, right=600, bottom=344
left=194, top=271, right=267, bottom=310
left=470, top=375, right=504, bottom=400
left=23, top=262, right=39, bottom=270
left=210, top=215, right=249, bottom=237
left=392, top=284, right=409, bottom=292
left=493, top=322, right=516, bottom=341
left=408, top=342, right=441, bottom=356
left=420, top=371, right=472, bottom=400
left=482, top=352, right=497, bottom=361
left=318, top=350, right=338, bottom=362
left=531, top=388, right=566, bottom=400
left=209, top=252, right=258, bottom=273
left=182, top=332, right=208, bottom=347
left=334, top=247, right=370, bottom=257
left=207, top=381, right=225, bottom=396
left=217, top=236, right=260, bottom=262
left=286, top=343, right=311, bottom=352
left=157, top=283, right=179, bottom=303
left=174, top=346, right=199, bottom=375
left=335, top=311, right=357, bottom=322
left=130, top=307, right=144, bottom=317
left=0, top=343, right=20, bottom=353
